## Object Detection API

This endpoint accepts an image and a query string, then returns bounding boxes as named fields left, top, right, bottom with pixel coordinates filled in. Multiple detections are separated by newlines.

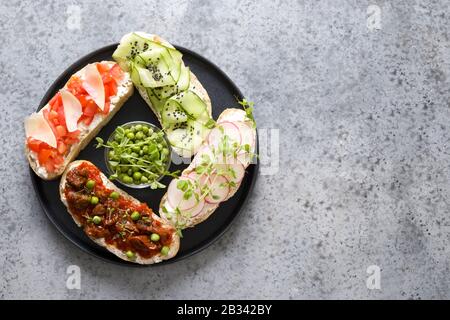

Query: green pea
left=133, top=172, right=142, bottom=180
left=135, top=124, right=142, bottom=131
left=160, top=246, right=170, bottom=256
left=141, top=176, right=148, bottom=183
left=127, top=169, right=133, bottom=176
left=126, top=132, right=135, bottom=139
left=136, top=132, right=144, bottom=140
left=92, top=216, right=102, bottom=225
left=86, top=179, right=95, bottom=189
left=120, top=166, right=128, bottom=173
left=126, top=250, right=135, bottom=259
left=132, top=166, right=140, bottom=173
left=114, top=134, right=122, bottom=142
left=108, top=151, right=115, bottom=158
left=147, top=128, right=154, bottom=135
left=90, top=196, right=99, bottom=205
left=139, top=150, right=144, bottom=156
left=131, top=211, right=140, bottom=221
left=142, top=126, right=149, bottom=134
left=131, top=152, right=138, bottom=158
left=123, top=175, right=133, bottom=184
left=129, top=126, right=136, bottom=133
left=110, top=191, right=119, bottom=200
left=150, top=233, right=160, bottom=242
left=142, top=146, right=149, bottom=153
left=161, top=148, right=169, bottom=156
left=132, top=145, right=141, bottom=152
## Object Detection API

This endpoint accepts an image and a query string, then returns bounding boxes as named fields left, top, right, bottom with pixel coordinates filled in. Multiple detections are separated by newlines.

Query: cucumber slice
left=166, top=120, right=210, bottom=153
left=133, top=32, right=175, bottom=50
left=146, top=88, right=165, bottom=112
left=177, top=65, right=190, bottom=91
left=152, top=64, right=190, bottom=100
left=161, top=100, right=188, bottom=126
left=130, top=63, right=142, bottom=86
left=137, top=46, right=181, bottom=83
left=170, top=90, right=207, bottom=119
left=196, top=109, right=211, bottom=125
left=135, top=63, right=175, bottom=88
left=135, top=48, right=180, bottom=87
left=112, top=33, right=151, bottom=68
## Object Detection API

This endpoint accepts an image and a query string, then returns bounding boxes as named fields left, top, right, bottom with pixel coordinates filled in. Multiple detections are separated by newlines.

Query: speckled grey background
left=1, top=0, right=450, bottom=299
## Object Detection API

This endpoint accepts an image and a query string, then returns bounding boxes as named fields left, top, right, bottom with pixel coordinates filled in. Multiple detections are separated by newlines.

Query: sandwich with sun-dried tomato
left=60, top=160, right=180, bottom=264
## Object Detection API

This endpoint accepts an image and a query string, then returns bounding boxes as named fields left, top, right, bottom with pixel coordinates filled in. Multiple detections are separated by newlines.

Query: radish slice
left=208, top=122, right=241, bottom=151
left=214, top=162, right=245, bottom=184
left=60, top=90, right=82, bottom=132
left=183, top=198, right=205, bottom=217
left=196, top=202, right=219, bottom=217
left=190, top=145, right=215, bottom=168
left=237, top=152, right=253, bottom=167
left=167, top=177, right=199, bottom=211
left=205, top=174, right=230, bottom=204
left=24, top=112, right=57, bottom=148
left=186, top=170, right=209, bottom=187
left=82, top=63, right=105, bottom=111
left=234, top=121, right=255, bottom=152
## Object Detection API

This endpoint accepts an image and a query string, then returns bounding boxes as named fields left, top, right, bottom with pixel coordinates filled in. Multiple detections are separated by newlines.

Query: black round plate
left=30, top=44, right=258, bottom=266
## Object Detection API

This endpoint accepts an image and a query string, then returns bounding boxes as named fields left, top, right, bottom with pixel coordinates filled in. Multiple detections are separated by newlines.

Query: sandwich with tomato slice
left=24, top=61, right=133, bottom=180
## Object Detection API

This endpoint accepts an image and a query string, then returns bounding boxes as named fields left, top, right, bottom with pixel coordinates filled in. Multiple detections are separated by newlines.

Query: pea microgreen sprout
left=95, top=123, right=179, bottom=188
left=237, top=98, right=256, bottom=128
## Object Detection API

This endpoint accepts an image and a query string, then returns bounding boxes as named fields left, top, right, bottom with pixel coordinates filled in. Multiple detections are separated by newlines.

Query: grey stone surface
left=1, top=0, right=450, bottom=299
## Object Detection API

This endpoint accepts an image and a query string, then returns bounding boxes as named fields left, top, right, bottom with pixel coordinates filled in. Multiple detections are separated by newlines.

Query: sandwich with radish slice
left=159, top=105, right=257, bottom=229
left=24, top=61, right=133, bottom=180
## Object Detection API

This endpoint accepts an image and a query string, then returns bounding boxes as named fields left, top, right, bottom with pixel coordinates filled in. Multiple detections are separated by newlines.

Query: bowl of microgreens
left=95, top=121, right=178, bottom=189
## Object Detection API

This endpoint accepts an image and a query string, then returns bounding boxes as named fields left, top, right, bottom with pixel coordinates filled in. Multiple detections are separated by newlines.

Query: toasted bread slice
left=159, top=108, right=256, bottom=228
left=60, top=160, right=180, bottom=264
left=26, top=61, right=134, bottom=180
left=117, top=32, right=212, bottom=156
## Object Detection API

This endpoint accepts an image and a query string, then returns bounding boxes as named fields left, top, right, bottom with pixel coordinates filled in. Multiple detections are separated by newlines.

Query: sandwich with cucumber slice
left=113, top=32, right=214, bottom=158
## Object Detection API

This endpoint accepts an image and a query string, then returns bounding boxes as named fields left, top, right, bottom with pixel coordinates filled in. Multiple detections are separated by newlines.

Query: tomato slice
left=66, top=130, right=80, bottom=139
left=106, top=82, right=117, bottom=98
left=102, top=73, right=114, bottom=85
left=44, top=161, right=55, bottom=172
left=83, top=115, right=94, bottom=125
left=97, top=62, right=110, bottom=74
left=55, top=125, right=67, bottom=138
left=57, top=141, right=67, bottom=155
left=53, top=154, right=64, bottom=165
left=77, top=94, right=89, bottom=108
left=67, top=76, right=86, bottom=96
left=83, top=100, right=98, bottom=116
left=27, top=138, right=42, bottom=152
left=49, top=92, right=61, bottom=109
left=48, top=110, right=59, bottom=121
left=110, top=63, right=123, bottom=82
left=38, top=148, right=52, bottom=165
left=56, top=103, right=66, bottom=127
left=43, top=109, right=58, bottom=136
left=103, top=101, right=110, bottom=115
